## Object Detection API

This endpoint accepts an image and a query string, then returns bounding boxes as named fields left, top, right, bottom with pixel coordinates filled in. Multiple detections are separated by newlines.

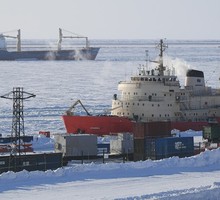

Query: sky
left=0, top=0, right=220, bottom=40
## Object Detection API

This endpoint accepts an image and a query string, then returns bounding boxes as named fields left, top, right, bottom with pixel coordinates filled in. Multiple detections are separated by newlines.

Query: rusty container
left=132, top=121, right=171, bottom=139
left=133, top=138, right=145, bottom=161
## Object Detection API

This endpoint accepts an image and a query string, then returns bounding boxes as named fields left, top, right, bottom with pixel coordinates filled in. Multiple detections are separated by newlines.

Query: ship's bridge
left=127, top=66, right=180, bottom=87
left=130, top=75, right=179, bottom=86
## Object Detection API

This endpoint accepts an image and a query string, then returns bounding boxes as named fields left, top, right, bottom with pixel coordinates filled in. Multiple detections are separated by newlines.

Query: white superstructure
left=0, top=34, right=7, bottom=51
left=111, top=40, right=220, bottom=122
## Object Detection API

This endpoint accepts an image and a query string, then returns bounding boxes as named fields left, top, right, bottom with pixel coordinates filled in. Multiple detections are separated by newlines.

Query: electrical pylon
left=1, top=87, right=36, bottom=155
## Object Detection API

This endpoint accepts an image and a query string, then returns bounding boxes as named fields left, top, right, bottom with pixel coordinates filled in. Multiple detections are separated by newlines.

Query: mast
left=58, top=28, right=62, bottom=51
left=85, top=37, right=89, bottom=48
left=17, top=29, right=21, bottom=52
left=156, top=39, right=168, bottom=76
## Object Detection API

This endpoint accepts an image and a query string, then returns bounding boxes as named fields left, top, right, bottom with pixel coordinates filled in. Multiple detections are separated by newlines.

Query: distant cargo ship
left=0, top=29, right=99, bottom=60
left=62, top=40, right=220, bottom=135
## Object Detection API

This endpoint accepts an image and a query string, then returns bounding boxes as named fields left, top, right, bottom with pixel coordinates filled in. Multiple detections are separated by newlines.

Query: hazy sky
left=1, top=0, right=220, bottom=40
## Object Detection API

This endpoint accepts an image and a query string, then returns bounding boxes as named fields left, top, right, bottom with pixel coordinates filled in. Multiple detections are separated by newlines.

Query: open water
left=0, top=39, right=220, bottom=135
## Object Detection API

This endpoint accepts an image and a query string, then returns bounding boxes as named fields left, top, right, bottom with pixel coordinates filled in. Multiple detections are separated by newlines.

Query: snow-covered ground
left=1, top=133, right=220, bottom=200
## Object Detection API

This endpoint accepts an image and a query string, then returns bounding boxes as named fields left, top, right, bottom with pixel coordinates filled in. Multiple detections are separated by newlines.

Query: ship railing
left=188, top=87, right=220, bottom=96
left=190, top=90, right=212, bottom=96
left=210, top=88, right=220, bottom=96
left=179, top=103, right=220, bottom=110
left=119, top=79, right=180, bottom=87
left=5, top=39, right=94, bottom=52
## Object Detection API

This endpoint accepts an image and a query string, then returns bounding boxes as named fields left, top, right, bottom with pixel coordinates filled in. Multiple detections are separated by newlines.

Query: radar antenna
left=156, top=39, right=168, bottom=76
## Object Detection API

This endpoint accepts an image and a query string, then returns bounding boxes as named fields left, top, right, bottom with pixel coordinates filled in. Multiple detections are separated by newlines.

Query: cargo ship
left=0, top=29, right=99, bottom=60
left=62, top=40, right=220, bottom=135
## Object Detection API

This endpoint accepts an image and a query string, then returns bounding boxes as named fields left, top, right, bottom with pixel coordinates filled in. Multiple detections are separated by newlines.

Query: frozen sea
left=0, top=39, right=220, bottom=199
left=0, top=39, right=219, bottom=136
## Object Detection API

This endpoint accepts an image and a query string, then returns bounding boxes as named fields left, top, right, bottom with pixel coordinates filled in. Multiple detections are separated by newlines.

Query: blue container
left=0, top=136, right=33, bottom=144
left=145, top=137, right=194, bottom=160
left=0, top=152, right=63, bottom=173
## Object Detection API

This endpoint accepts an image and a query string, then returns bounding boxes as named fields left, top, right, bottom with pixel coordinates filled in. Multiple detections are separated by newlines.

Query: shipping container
left=0, top=135, right=33, bottom=144
left=146, top=137, right=194, bottom=160
left=110, top=133, right=133, bottom=154
left=0, top=152, right=63, bottom=174
left=132, top=121, right=171, bottom=139
left=54, top=134, right=97, bottom=157
left=203, top=124, right=220, bottom=142
left=133, top=138, right=145, bottom=161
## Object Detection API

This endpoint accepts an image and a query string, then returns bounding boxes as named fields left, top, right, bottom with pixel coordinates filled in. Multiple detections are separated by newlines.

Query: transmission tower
left=1, top=87, right=36, bottom=155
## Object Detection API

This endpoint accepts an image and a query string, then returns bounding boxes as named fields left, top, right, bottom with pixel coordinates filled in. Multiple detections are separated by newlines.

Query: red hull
left=62, top=115, right=133, bottom=135
left=62, top=115, right=220, bottom=135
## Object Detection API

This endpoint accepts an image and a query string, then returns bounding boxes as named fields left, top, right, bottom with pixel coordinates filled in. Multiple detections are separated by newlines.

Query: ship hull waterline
left=0, top=47, right=100, bottom=61
left=62, top=115, right=220, bottom=136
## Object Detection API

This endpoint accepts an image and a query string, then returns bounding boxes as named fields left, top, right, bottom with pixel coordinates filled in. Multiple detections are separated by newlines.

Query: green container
left=203, top=125, right=220, bottom=142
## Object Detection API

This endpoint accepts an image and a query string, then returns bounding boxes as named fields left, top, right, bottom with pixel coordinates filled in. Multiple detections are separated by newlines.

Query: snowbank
left=1, top=148, right=220, bottom=199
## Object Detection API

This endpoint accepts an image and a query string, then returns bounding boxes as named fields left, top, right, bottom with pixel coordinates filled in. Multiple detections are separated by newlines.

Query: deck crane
left=0, top=29, right=21, bottom=52
left=66, top=97, right=123, bottom=116
left=66, top=99, right=91, bottom=116
left=58, top=28, right=89, bottom=51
